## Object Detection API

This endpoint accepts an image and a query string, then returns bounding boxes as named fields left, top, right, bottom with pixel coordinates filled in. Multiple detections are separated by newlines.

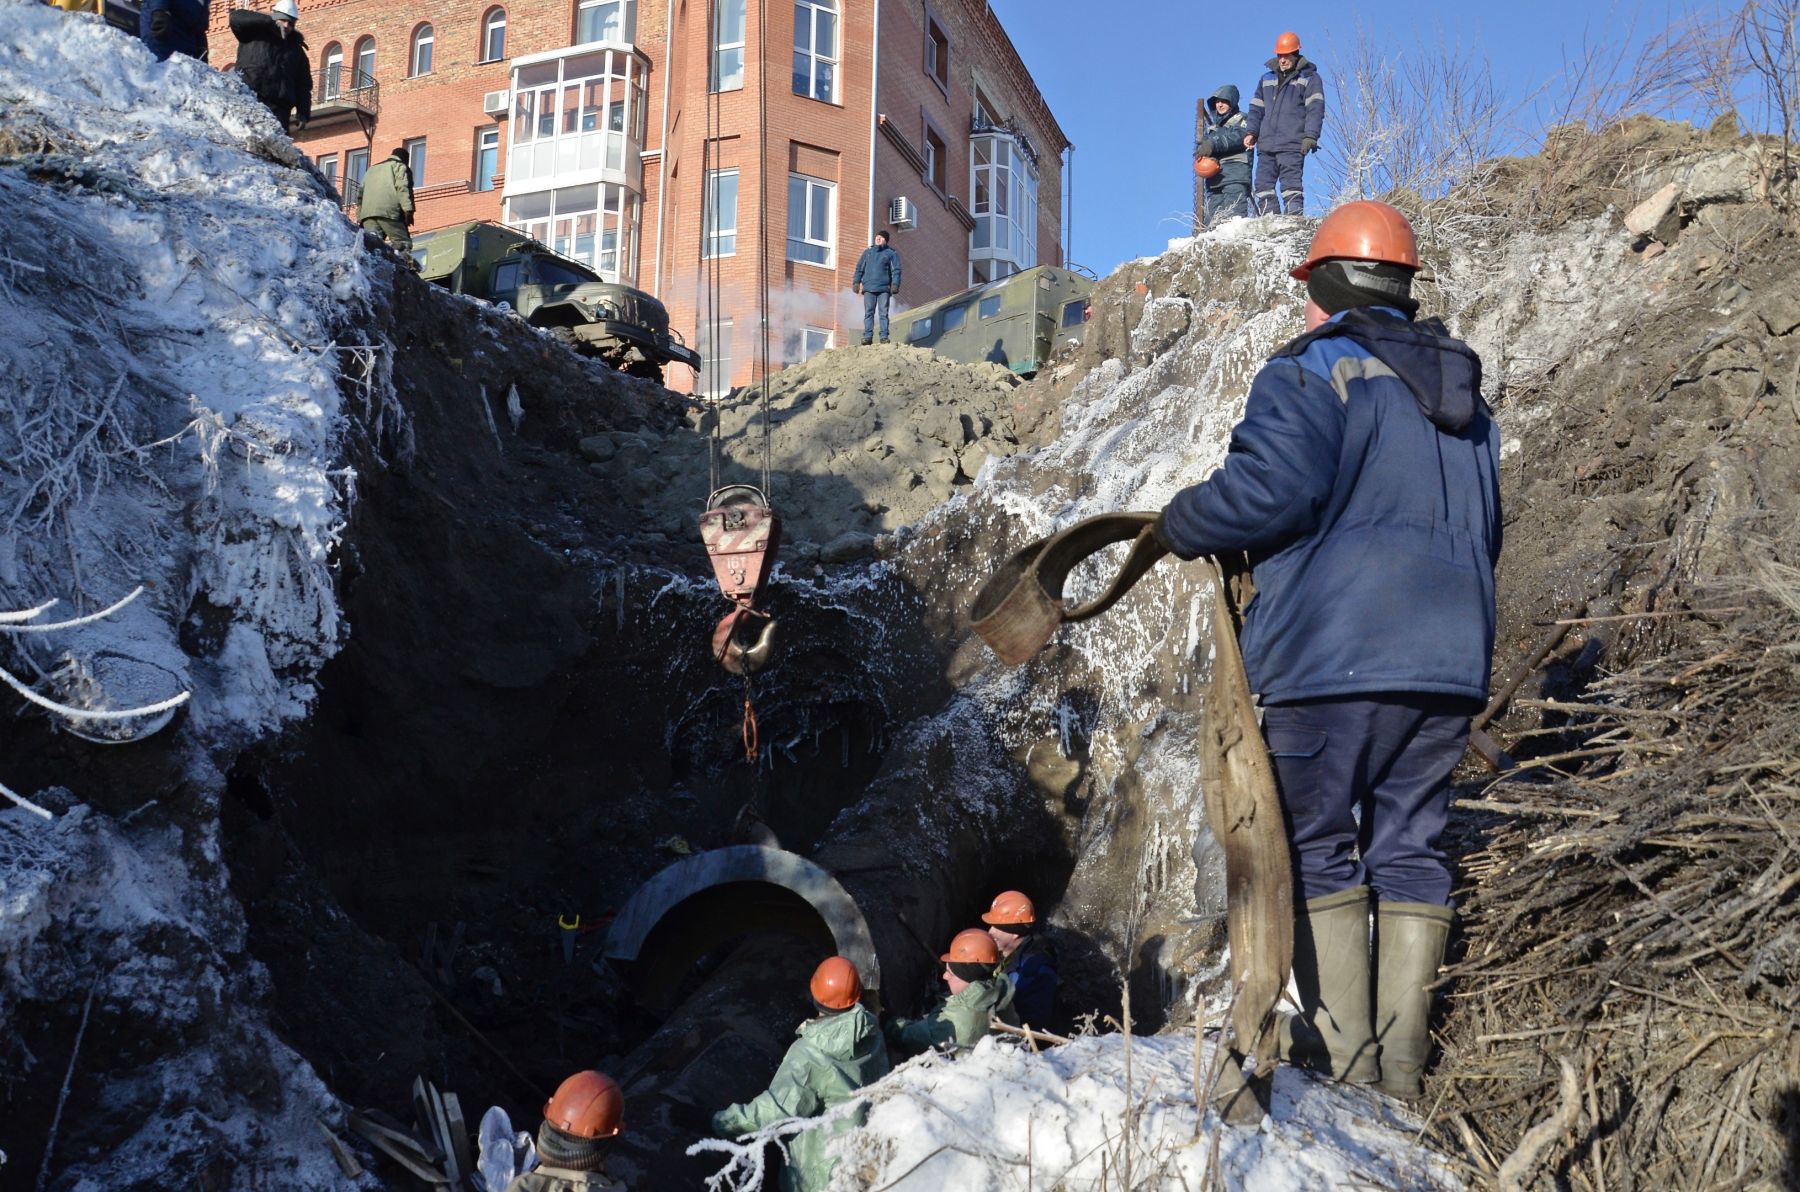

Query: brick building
left=208, top=0, right=1068, bottom=392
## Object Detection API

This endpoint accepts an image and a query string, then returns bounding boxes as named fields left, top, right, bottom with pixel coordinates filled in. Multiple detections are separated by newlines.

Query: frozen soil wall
left=4, top=7, right=1796, bottom=1182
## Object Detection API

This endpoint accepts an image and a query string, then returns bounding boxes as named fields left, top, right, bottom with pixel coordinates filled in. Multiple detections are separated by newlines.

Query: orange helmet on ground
left=980, top=890, right=1036, bottom=928
left=1291, top=200, right=1420, bottom=280
left=1193, top=156, right=1221, bottom=179
left=1274, top=31, right=1301, bottom=55
left=941, top=928, right=1001, bottom=965
left=543, top=1071, right=624, bottom=1140
left=810, top=956, right=864, bottom=1010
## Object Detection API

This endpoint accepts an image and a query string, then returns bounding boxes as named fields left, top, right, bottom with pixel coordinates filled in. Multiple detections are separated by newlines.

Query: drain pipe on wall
left=866, top=0, right=880, bottom=243
left=652, top=0, right=675, bottom=294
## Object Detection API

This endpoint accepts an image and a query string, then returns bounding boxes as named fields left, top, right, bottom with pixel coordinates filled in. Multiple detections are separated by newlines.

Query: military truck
left=412, top=220, right=700, bottom=382
left=893, top=265, right=1093, bottom=376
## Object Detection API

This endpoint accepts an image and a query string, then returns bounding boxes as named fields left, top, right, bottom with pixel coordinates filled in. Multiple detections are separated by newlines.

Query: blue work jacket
left=1244, top=56, right=1326, bottom=153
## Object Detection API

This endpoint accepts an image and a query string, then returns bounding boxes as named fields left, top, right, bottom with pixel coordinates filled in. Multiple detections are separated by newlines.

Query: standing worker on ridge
left=1243, top=31, right=1325, bottom=215
left=228, top=0, right=312, bottom=133
left=711, top=956, right=889, bottom=1192
left=358, top=145, right=418, bottom=256
left=885, top=928, right=1019, bottom=1056
left=1149, top=201, right=1501, bottom=1101
left=981, top=890, right=1060, bottom=1029
left=503, top=1070, right=627, bottom=1190
left=851, top=230, right=901, bottom=345
left=139, top=0, right=210, bottom=63
left=1195, top=84, right=1254, bottom=224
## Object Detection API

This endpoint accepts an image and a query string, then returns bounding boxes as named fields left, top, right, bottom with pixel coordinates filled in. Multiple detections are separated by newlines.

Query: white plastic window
left=786, top=174, right=833, bottom=266
left=712, top=0, right=745, bottom=91
left=704, top=169, right=738, bottom=258
left=410, top=25, right=433, bottom=76
left=481, top=9, right=506, bottom=61
left=792, top=0, right=837, bottom=102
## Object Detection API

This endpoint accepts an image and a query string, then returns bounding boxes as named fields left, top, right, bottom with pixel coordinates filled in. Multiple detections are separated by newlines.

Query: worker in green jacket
left=504, top=1070, right=626, bottom=1191
left=357, top=145, right=416, bottom=254
left=711, top=956, right=889, bottom=1192
left=884, top=928, right=1019, bottom=1057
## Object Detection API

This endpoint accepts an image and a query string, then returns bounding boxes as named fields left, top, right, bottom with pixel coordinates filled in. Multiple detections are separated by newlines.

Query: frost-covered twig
left=35, top=979, right=98, bottom=1192
left=0, top=663, right=190, bottom=721
left=0, top=585, right=143, bottom=633
left=0, top=599, right=59, bottom=623
left=0, top=780, right=53, bottom=820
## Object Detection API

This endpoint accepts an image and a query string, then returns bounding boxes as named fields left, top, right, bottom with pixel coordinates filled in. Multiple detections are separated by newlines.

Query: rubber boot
left=1373, top=901, right=1454, bottom=1100
left=1284, top=885, right=1380, bottom=1083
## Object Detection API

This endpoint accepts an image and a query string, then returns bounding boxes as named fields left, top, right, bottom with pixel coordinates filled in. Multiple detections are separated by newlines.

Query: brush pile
left=1432, top=544, right=1800, bottom=1190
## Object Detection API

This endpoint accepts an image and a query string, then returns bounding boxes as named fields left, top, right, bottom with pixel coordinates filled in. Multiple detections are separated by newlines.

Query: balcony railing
left=310, top=68, right=379, bottom=126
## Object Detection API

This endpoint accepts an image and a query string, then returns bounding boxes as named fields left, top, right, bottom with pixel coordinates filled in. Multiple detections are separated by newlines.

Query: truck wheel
left=626, top=360, right=664, bottom=383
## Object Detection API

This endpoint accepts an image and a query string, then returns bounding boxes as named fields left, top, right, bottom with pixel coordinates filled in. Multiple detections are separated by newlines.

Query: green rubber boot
left=1283, top=885, right=1379, bottom=1083
left=1374, top=901, right=1454, bottom=1100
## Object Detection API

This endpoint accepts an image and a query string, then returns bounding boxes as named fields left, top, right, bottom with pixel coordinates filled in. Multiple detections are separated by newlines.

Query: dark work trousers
left=1263, top=693, right=1479, bottom=906
left=862, top=290, right=892, bottom=342
left=1204, top=181, right=1252, bottom=224
left=1254, top=149, right=1307, bottom=215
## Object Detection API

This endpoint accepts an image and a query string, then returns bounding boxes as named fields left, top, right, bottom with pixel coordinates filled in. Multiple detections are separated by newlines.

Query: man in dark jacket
left=1152, top=200, right=1500, bottom=1103
left=1195, top=83, right=1254, bottom=224
left=1244, top=31, right=1325, bottom=215
left=851, top=231, right=901, bottom=345
left=981, top=890, right=1060, bottom=1029
left=229, top=0, right=312, bottom=133
left=139, top=0, right=210, bottom=62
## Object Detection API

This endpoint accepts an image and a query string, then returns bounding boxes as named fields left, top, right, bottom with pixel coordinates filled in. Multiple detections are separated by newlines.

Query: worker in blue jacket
left=1244, top=31, right=1326, bottom=215
left=981, top=890, right=1059, bottom=1029
left=1194, top=83, right=1254, bottom=223
left=139, top=0, right=210, bottom=62
left=851, top=230, right=901, bottom=345
left=1151, top=201, right=1500, bottom=1104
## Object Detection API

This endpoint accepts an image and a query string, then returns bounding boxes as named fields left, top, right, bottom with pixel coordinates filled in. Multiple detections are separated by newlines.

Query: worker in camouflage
left=712, top=957, right=890, bottom=1192
left=357, top=145, right=417, bottom=255
left=884, top=928, right=1019, bottom=1056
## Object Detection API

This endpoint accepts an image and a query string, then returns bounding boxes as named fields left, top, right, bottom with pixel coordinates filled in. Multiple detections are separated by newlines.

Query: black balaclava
left=949, top=961, right=994, bottom=984
left=536, top=1121, right=611, bottom=1172
left=1306, top=258, right=1420, bottom=319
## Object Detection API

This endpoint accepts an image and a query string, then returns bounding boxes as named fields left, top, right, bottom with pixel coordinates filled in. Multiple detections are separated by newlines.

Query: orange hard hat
left=1193, top=156, right=1221, bottom=179
left=809, top=955, right=864, bottom=1010
left=1291, top=200, right=1420, bottom=280
left=543, top=1070, right=624, bottom=1140
left=1274, top=31, right=1301, bottom=55
left=941, top=928, right=1001, bottom=965
left=980, top=890, right=1036, bottom=927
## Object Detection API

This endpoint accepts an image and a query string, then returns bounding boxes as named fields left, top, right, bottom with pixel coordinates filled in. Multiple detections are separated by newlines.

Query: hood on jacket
left=1206, top=83, right=1240, bottom=116
left=799, top=1003, right=884, bottom=1060
left=1345, top=308, right=1484, bottom=432
left=1264, top=54, right=1315, bottom=76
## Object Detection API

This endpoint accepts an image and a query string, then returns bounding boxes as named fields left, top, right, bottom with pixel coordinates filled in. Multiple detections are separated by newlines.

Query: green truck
left=894, top=265, right=1093, bottom=376
left=411, top=220, right=700, bottom=382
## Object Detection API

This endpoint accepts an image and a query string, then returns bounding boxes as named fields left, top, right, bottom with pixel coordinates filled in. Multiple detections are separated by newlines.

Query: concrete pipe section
left=604, top=844, right=881, bottom=1010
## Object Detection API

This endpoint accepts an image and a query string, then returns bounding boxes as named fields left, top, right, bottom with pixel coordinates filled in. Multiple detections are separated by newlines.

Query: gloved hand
left=149, top=9, right=171, bottom=36
left=1301, top=137, right=1318, bottom=154
left=294, top=118, right=308, bottom=132
left=1243, top=133, right=1256, bottom=149
left=1151, top=509, right=1197, bottom=560
left=853, top=283, right=863, bottom=295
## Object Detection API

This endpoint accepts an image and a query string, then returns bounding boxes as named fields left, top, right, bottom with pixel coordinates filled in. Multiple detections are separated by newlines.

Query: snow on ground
left=0, top=0, right=379, bottom=749
left=694, top=1034, right=1459, bottom=1191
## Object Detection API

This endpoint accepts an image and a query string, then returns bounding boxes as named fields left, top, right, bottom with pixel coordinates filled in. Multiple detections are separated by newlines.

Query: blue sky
left=993, top=1, right=1725, bottom=273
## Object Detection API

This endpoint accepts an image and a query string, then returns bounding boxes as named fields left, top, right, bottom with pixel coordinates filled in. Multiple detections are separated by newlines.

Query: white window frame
left=574, top=0, right=629, bottom=45
left=711, top=0, right=745, bottom=92
left=787, top=325, right=831, bottom=363
left=698, top=317, right=733, bottom=399
left=345, top=146, right=370, bottom=207
left=410, top=24, right=433, bottom=76
left=322, top=43, right=343, bottom=97
left=793, top=0, right=838, bottom=103
left=481, top=8, right=506, bottom=62
left=704, top=168, right=739, bottom=258
left=317, top=152, right=339, bottom=189
left=786, top=173, right=834, bottom=267
left=403, top=137, right=428, bottom=187
left=353, top=37, right=376, bottom=88
left=474, top=127, right=500, bottom=191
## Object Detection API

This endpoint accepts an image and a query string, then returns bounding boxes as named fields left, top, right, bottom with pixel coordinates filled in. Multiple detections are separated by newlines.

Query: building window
left=924, top=10, right=949, bottom=89
left=345, top=146, right=370, bottom=206
left=505, top=183, right=639, bottom=282
left=793, top=0, right=837, bottom=102
left=785, top=326, right=831, bottom=363
left=697, top=318, right=733, bottom=398
left=474, top=127, right=500, bottom=190
left=575, top=0, right=632, bottom=45
left=317, top=153, right=339, bottom=191
left=786, top=173, right=833, bottom=266
left=481, top=7, right=506, bottom=61
left=710, top=0, right=745, bottom=91
left=321, top=43, right=343, bottom=98
left=354, top=37, right=376, bottom=88
left=704, top=169, right=738, bottom=257
left=404, top=136, right=427, bottom=186
left=924, top=125, right=947, bottom=192
left=969, top=131, right=1038, bottom=285
left=410, top=24, right=433, bottom=76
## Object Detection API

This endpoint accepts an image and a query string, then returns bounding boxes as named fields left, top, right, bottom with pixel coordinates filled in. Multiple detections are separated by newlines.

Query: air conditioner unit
left=483, top=89, right=510, bottom=117
left=888, top=196, right=916, bottom=229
